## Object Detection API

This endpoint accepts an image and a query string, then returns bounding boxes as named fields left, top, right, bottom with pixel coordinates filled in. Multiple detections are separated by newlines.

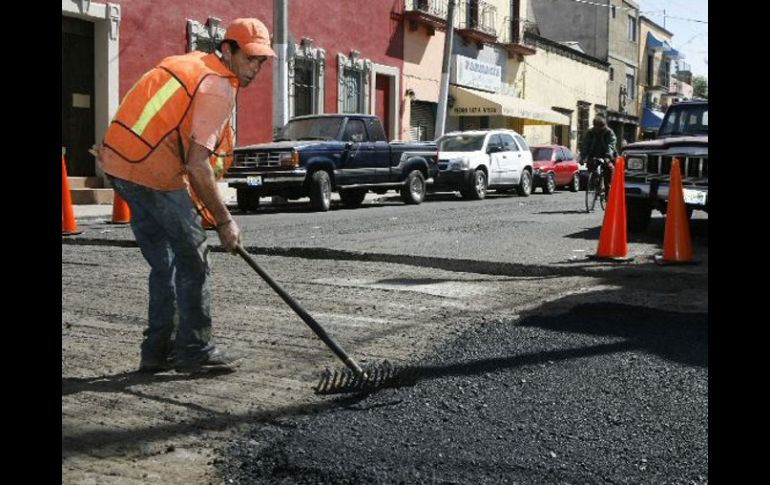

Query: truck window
left=500, top=133, right=518, bottom=152
left=366, top=118, right=387, bottom=142
left=513, top=133, right=529, bottom=151
left=488, top=134, right=504, bottom=152
left=343, top=119, right=367, bottom=142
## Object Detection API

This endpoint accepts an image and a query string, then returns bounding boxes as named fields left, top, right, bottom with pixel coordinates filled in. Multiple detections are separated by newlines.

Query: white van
left=433, top=129, right=534, bottom=200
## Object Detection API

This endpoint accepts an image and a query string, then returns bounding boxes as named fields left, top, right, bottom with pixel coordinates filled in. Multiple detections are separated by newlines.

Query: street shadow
left=62, top=368, right=234, bottom=396
left=534, top=209, right=588, bottom=215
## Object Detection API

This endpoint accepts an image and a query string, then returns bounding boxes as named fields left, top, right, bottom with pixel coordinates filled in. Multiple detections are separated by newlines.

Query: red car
left=529, top=144, right=581, bottom=194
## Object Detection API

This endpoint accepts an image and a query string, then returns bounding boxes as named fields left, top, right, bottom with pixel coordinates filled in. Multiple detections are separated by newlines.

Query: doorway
left=62, top=16, right=95, bottom=176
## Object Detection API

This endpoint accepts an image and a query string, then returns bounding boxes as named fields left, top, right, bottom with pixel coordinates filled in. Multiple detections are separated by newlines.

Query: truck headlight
left=626, top=157, right=645, bottom=170
left=279, top=151, right=300, bottom=168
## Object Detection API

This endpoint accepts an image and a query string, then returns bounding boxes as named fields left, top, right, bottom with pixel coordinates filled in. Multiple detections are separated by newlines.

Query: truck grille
left=645, top=155, right=708, bottom=178
left=233, top=151, right=285, bottom=168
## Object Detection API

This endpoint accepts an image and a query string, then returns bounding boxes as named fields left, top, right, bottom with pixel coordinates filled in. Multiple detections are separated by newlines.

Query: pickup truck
left=225, top=114, right=438, bottom=212
left=622, top=100, right=708, bottom=231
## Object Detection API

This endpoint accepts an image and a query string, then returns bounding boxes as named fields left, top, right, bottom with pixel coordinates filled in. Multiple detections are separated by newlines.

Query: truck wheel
left=543, top=173, right=556, bottom=195
left=569, top=173, right=580, bottom=192
left=309, top=170, right=332, bottom=212
left=461, top=169, right=487, bottom=200
left=517, top=170, right=532, bottom=197
left=339, top=188, right=367, bottom=208
left=236, top=189, right=260, bottom=212
left=400, top=170, right=425, bottom=204
left=627, top=198, right=652, bottom=232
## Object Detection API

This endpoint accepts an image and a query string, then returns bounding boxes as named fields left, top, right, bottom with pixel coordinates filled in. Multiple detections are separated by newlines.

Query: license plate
left=682, top=188, right=706, bottom=206
left=246, top=176, right=263, bottom=187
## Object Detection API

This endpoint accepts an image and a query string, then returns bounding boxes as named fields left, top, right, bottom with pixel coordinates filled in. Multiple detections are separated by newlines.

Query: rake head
left=314, top=360, right=413, bottom=395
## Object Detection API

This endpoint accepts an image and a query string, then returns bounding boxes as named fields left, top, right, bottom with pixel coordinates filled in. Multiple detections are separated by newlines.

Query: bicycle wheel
left=598, top=176, right=606, bottom=211
left=585, top=171, right=600, bottom=212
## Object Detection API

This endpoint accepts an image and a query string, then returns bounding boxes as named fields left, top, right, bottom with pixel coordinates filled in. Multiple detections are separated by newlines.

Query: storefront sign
left=453, top=55, right=501, bottom=93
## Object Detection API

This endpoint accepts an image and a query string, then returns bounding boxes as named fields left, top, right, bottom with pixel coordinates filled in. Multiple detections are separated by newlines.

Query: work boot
left=174, top=347, right=243, bottom=373
left=138, top=353, right=175, bottom=373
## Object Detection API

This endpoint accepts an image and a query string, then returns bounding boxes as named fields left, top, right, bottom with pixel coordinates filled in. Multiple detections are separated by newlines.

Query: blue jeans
left=109, top=176, right=214, bottom=364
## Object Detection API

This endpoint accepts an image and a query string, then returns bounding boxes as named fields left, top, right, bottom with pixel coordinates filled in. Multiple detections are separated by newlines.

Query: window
left=366, top=117, right=387, bottom=142
left=289, top=38, right=325, bottom=117
left=343, top=119, right=367, bottom=142
left=564, top=148, right=575, bottom=160
left=628, top=16, right=637, bottom=42
left=647, top=54, right=654, bottom=85
left=513, top=133, right=529, bottom=151
left=338, top=52, right=372, bottom=114
left=577, top=102, right=590, bottom=152
left=487, top=134, right=504, bottom=152
left=611, top=5, right=616, bottom=18
left=609, top=67, right=614, bottom=81
left=500, top=133, right=518, bottom=152
left=626, top=74, right=635, bottom=100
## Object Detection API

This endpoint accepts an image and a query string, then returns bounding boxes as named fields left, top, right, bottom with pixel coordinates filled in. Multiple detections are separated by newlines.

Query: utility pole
left=435, top=0, right=456, bottom=138
left=273, top=0, right=289, bottom=140
left=663, top=9, right=666, bottom=29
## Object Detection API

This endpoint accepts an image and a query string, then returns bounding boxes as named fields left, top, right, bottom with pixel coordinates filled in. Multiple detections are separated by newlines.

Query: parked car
left=622, top=100, right=708, bottom=231
left=225, top=114, right=438, bottom=212
left=433, top=129, right=534, bottom=199
left=529, top=144, right=580, bottom=194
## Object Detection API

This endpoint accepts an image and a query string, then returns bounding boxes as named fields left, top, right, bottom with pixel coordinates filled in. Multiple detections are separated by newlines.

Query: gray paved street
left=62, top=188, right=707, bottom=483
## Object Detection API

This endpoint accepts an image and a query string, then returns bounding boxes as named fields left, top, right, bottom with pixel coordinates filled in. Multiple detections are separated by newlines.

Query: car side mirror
left=487, top=146, right=501, bottom=154
left=344, top=141, right=354, bottom=150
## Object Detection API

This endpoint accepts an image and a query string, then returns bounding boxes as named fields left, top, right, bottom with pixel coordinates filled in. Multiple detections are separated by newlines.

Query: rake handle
left=235, top=245, right=366, bottom=378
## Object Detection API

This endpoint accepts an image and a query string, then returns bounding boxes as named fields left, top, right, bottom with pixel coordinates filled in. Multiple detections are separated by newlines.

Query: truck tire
left=309, top=170, right=332, bottom=212
left=460, top=169, right=487, bottom=200
left=339, top=188, right=367, bottom=208
left=236, top=189, right=260, bottom=212
left=517, top=169, right=532, bottom=197
left=627, top=198, right=652, bottom=232
left=542, top=172, right=556, bottom=194
left=400, top=170, right=426, bottom=204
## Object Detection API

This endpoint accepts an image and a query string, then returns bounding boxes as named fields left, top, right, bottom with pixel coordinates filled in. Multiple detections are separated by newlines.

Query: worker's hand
left=216, top=219, right=241, bottom=254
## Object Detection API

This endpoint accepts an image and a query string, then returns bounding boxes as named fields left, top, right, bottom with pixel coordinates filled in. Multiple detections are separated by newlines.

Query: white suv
left=433, top=129, right=533, bottom=199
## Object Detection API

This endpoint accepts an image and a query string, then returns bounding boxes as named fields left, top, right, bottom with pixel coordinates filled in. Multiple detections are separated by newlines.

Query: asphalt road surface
left=62, top=188, right=707, bottom=483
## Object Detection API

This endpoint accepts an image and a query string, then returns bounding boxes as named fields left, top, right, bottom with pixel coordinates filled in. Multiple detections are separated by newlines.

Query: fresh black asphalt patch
left=217, top=302, right=707, bottom=484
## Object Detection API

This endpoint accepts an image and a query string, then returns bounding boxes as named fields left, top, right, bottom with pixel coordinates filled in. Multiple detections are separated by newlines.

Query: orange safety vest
left=103, top=52, right=238, bottom=225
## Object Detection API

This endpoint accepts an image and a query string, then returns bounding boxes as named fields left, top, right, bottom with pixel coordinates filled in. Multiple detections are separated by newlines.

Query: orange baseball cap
left=224, top=18, right=277, bottom=58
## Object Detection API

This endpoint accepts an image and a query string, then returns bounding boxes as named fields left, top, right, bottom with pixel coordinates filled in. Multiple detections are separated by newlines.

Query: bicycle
left=584, top=157, right=610, bottom=213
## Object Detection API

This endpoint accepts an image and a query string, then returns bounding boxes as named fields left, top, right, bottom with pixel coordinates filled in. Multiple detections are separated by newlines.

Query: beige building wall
left=638, top=18, right=673, bottom=116
left=402, top=25, right=446, bottom=140
left=520, top=48, right=607, bottom=151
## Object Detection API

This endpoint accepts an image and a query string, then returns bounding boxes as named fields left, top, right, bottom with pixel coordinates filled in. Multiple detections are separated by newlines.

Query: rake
left=236, top=245, right=401, bottom=394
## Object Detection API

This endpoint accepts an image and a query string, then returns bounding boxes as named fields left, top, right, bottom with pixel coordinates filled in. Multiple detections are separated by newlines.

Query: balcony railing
left=404, top=0, right=450, bottom=32
left=497, top=16, right=537, bottom=56
left=404, top=1, right=497, bottom=44
left=455, top=0, right=497, bottom=45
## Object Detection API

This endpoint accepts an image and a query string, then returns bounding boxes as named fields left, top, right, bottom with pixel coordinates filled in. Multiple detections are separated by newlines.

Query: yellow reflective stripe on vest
left=131, top=77, right=183, bottom=136
left=213, top=155, right=225, bottom=178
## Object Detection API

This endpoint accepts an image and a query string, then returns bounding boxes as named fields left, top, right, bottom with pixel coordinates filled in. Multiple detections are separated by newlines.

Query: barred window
left=342, top=67, right=364, bottom=113
left=293, top=58, right=315, bottom=116
left=338, top=51, right=371, bottom=114
left=289, top=38, right=325, bottom=117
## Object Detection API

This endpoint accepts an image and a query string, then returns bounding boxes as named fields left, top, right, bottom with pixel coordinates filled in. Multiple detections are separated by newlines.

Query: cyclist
left=580, top=116, right=618, bottom=192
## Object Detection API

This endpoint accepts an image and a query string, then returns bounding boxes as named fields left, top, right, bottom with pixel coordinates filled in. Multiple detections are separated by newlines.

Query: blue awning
left=646, top=32, right=684, bottom=60
left=646, top=32, right=667, bottom=50
left=641, top=107, right=665, bottom=130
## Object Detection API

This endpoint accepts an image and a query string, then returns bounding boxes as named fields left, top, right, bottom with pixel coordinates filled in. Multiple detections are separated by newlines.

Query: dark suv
left=622, top=100, right=708, bottom=231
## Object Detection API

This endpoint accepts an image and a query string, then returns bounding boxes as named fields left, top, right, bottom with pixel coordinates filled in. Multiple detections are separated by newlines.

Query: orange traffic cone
left=62, top=155, right=82, bottom=236
left=590, top=156, right=632, bottom=261
left=655, top=158, right=696, bottom=265
left=110, top=191, right=132, bottom=224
